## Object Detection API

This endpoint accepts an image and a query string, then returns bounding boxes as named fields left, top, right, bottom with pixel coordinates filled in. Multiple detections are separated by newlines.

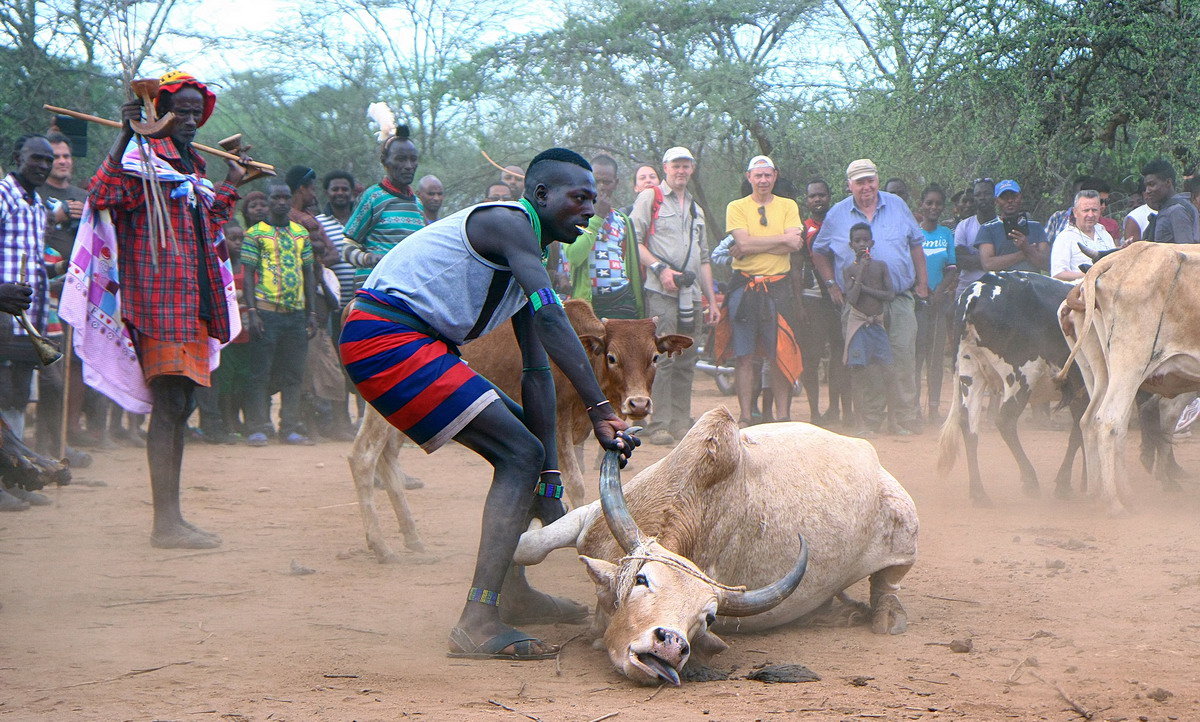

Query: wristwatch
left=825, top=278, right=837, bottom=287
left=650, top=262, right=667, bottom=275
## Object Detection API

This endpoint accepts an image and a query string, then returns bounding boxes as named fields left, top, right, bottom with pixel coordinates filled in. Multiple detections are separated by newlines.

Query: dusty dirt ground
left=3, top=376, right=1200, bottom=721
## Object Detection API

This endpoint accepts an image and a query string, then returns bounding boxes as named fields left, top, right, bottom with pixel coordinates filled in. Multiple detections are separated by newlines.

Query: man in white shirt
left=1050, top=190, right=1115, bottom=281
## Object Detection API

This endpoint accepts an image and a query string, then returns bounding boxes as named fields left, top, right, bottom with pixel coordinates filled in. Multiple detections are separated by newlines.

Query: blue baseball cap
left=994, top=179, right=1021, bottom=197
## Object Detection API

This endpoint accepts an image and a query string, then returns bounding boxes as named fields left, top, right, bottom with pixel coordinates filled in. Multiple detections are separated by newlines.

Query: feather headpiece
left=366, top=102, right=397, bottom=143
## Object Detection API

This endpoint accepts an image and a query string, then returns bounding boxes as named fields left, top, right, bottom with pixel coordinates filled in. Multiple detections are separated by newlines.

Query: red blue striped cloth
left=339, top=291, right=499, bottom=451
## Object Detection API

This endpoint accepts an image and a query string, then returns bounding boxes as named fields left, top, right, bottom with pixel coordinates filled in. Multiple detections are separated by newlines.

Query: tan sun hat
left=662, top=147, right=695, bottom=164
left=746, top=155, right=775, bottom=171
left=846, top=159, right=879, bottom=182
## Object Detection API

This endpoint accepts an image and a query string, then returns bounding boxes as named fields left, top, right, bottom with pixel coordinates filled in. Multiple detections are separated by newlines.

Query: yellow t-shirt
left=725, top=195, right=803, bottom=276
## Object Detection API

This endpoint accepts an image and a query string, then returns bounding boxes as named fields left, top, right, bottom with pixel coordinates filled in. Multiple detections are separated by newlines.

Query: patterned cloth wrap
left=60, top=140, right=241, bottom=413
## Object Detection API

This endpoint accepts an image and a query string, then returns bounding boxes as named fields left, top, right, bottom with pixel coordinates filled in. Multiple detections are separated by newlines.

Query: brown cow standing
left=1059, top=241, right=1200, bottom=516
left=346, top=299, right=691, bottom=562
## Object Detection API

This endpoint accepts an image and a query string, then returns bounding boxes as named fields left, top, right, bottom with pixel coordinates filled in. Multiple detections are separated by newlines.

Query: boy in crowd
left=842, top=223, right=895, bottom=436
left=241, top=180, right=317, bottom=447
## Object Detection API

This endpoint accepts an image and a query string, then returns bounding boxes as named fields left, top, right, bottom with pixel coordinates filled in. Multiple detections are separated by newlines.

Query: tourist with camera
left=631, top=146, right=719, bottom=446
left=976, top=179, right=1048, bottom=273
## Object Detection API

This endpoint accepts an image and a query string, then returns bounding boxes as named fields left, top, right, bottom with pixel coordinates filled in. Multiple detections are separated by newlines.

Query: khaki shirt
left=631, top=180, right=707, bottom=299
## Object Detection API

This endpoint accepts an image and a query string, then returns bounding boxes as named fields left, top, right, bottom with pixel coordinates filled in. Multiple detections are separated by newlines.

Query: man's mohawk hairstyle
left=526, top=148, right=591, bottom=177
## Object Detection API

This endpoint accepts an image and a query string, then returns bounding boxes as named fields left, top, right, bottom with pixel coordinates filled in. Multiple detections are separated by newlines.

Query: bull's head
left=579, top=449, right=809, bottom=686
left=578, top=318, right=691, bottom=420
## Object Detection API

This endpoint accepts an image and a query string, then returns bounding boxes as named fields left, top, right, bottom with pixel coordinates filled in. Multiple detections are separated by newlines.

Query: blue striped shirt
left=813, top=190, right=923, bottom=292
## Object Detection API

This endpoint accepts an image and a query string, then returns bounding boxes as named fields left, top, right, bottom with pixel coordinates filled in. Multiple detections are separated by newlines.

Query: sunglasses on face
left=758, top=206, right=768, bottom=226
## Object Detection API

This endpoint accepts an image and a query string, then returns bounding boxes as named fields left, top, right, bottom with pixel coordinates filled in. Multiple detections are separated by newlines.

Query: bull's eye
left=705, top=613, right=716, bottom=626
left=651, top=354, right=660, bottom=364
left=634, top=573, right=648, bottom=587
left=606, top=353, right=618, bottom=365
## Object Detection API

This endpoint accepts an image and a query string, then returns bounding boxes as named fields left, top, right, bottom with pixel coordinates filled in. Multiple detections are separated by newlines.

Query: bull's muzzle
left=630, top=627, right=689, bottom=686
left=623, top=395, right=652, bottom=418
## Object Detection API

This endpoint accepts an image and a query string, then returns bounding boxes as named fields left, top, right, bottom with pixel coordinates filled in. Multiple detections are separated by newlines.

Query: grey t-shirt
left=38, top=183, right=87, bottom=256
left=1149, top=193, right=1200, bottom=243
left=974, top=217, right=1047, bottom=273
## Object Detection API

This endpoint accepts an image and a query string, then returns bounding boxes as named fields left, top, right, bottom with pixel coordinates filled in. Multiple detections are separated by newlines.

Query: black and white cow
left=937, top=272, right=1087, bottom=505
left=937, top=271, right=1190, bottom=505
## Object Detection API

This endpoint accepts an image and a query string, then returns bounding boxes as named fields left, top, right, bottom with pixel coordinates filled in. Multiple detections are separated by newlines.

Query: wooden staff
left=43, top=104, right=276, bottom=176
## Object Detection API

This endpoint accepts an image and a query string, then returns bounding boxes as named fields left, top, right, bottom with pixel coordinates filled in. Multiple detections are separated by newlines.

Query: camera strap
left=668, top=199, right=699, bottom=275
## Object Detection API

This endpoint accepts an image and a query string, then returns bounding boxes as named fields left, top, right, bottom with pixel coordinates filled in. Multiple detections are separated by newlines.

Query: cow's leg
left=1137, top=392, right=1161, bottom=476
left=349, top=412, right=402, bottom=563
left=958, top=370, right=990, bottom=506
left=1052, top=393, right=1087, bottom=498
left=869, top=564, right=911, bottom=635
left=1152, top=395, right=1189, bottom=491
left=559, top=428, right=587, bottom=507
left=1090, top=376, right=1139, bottom=517
left=995, top=387, right=1038, bottom=495
left=378, top=427, right=431, bottom=557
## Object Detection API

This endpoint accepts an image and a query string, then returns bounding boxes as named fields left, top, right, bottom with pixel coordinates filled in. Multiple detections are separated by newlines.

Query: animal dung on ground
left=949, top=638, right=973, bottom=653
left=1146, top=687, right=1174, bottom=702
left=745, top=664, right=821, bottom=683
left=680, top=665, right=731, bottom=682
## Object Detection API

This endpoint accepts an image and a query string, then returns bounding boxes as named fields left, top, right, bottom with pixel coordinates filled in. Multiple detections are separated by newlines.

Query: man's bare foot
left=447, top=622, right=558, bottom=660
left=151, top=523, right=222, bottom=549
left=181, top=519, right=221, bottom=542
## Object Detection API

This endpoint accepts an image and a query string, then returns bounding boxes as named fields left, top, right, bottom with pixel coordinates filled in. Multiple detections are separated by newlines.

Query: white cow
left=515, top=407, right=919, bottom=685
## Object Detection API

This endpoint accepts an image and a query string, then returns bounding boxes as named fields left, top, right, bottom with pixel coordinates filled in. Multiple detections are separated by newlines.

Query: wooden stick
left=101, top=590, right=249, bottom=608
left=486, top=699, right=540, bottom=721
left=58, top=325, right=72, bottom=460
left=481, top=150, right=523, bottom=178
left=589, top=713, right=619, bottom=722
left=43, top=104, right=276, bottom=175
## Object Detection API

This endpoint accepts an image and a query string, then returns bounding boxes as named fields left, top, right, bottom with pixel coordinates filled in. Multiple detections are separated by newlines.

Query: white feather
left=366, top=102, right=397, bottom=143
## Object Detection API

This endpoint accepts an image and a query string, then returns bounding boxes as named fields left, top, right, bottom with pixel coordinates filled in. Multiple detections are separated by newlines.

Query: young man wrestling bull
left=339, top=148, right=637, bottom=661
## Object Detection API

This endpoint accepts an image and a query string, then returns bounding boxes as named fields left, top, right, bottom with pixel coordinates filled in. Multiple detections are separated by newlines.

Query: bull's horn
left=598, top=431, right=645, bottom=553
left=1077, top=242, right=1101, bottom=261
left=717, top=535, right=809, bottom=617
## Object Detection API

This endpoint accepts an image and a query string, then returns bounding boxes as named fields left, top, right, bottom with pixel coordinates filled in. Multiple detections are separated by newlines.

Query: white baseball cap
left=747, top=155, right=775, bottom=171
left=662, top=146, right=695, bottom=164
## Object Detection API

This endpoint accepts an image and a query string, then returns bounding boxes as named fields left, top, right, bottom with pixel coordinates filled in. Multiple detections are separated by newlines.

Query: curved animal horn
left=1077, top=242, right=1101, bottom=261
left=717, top=535, right=809, bottom=617
left=598, top=429, right=645, bottom=553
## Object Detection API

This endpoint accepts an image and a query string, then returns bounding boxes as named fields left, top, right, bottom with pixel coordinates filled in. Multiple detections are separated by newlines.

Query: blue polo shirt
left=813, top=190, right=924, bottom=292
left=973, top=217, right=1047, bottom=273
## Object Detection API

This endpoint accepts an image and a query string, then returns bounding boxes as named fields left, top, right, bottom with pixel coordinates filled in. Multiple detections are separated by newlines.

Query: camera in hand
left=1002, top=214, right=1029, bottom=236
left=675, top=270, right=698, bottom=334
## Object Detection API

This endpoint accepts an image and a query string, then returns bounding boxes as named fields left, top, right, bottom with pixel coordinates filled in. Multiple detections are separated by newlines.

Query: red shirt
left=88, top=138, right=239, bottom=343
left=804, top=217, right=822, bottom=250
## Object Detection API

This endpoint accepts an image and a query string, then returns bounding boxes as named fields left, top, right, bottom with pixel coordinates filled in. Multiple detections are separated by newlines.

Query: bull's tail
left=1055, top=273, right=1097, bottom=383
left=936, top=382, right=963, bottom=476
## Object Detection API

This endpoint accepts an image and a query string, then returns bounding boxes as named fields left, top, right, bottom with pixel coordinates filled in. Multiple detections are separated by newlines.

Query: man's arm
left=465, top=207, right=633, bottom=457
left=1123, top=215, right=1142, bottom=244
left=730, top=227, right=804, bottom=256
left=699, top=261, right=719, bottom=325
left=978, top=242, right=1023, bottom=271
left=909, top=241, right=929, bottom=297
left=1166, top=205, right=1200, bottom=243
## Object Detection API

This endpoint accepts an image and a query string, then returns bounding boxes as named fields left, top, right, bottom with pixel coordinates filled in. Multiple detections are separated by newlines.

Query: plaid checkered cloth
left=0, top=174, right=49, bottom=336
left=87, top=137, right=239, bottom=344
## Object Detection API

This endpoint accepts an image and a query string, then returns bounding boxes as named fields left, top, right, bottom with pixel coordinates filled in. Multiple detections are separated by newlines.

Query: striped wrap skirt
left=339, top=292, right=499, bottom=452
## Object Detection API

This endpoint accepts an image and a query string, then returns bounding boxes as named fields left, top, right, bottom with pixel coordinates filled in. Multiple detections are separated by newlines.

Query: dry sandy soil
left=3, top=377, right=1200, bottom=721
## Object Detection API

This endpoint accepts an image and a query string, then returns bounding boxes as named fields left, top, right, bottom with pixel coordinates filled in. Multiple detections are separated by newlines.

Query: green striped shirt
left=343, top=184, right=426, bottom=283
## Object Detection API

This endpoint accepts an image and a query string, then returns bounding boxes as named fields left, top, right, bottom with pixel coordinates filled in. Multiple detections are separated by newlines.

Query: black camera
left=676, top=270, right=697, bottom=288
left=1003, top=214, right=1029, bottom=236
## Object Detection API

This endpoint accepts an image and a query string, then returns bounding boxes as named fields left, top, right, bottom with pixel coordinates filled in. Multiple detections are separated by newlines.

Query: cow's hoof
left=376, top=551, right=403, bottom=564
left=404, top=538, right=429, bottom=553
left=969, top=492, right=993, bottom=508
left=1160, top=477, right=1183, bottom=493
left=1021, top=481, right=1040, bottom=497
left=1053, top=484, right=1072, bottom=500
left=1107, top=503, right=1132, bottom=519
left=870, top=594, right=907, bottom=635
left=408, top=552, right=440, bottom=565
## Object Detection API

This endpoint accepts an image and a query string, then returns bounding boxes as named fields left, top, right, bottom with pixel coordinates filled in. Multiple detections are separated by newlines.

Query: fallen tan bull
left=515, top=407, right=919, bottom=685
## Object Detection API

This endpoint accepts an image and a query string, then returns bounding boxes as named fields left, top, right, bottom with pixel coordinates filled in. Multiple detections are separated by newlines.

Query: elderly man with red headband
left=87, top=71, right=247, bottom=548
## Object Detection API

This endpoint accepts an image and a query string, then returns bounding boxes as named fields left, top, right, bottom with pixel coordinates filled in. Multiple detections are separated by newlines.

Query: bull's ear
left=692, top=631, right=729, bottom=661
left=656, top=334, right=694, bottom=357
left=579, top=556, right=619, bottom=609
left=578, top=334, right=605, bottom=356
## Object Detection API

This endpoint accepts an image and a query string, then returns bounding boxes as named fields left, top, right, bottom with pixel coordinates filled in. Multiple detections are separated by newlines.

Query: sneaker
left=648, top=429, right=675, bottom=446
left=283, top=432, right=315, bottom=446
left=64, top=447, right=93, bottom=469
left=246, top=432, right=269, bottom=447
left=0, top=488, right=30, bottom=511
left=10, top=487, right=51, bottom=506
